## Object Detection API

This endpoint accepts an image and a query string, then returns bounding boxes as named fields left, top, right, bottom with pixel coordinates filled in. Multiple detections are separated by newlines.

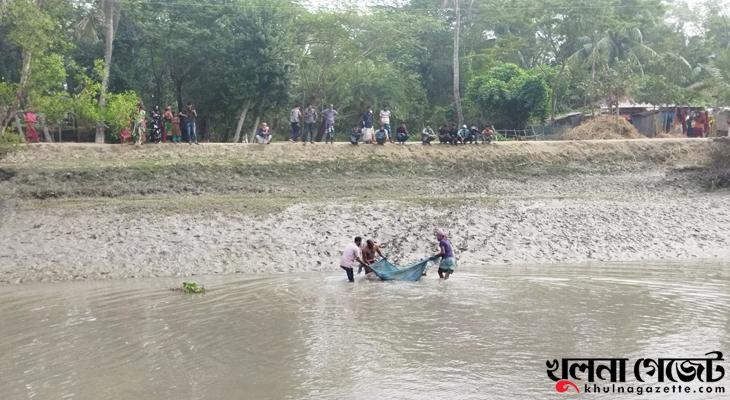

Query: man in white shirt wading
left=339, top=236, right=369, bottom=283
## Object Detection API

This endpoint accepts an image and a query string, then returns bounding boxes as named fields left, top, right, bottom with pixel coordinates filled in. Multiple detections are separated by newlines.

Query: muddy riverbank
left=1, top=140, right=729, bottom=283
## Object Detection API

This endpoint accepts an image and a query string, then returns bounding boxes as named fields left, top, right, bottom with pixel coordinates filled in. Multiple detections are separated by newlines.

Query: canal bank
left=1, top=139, right=730, bottom=283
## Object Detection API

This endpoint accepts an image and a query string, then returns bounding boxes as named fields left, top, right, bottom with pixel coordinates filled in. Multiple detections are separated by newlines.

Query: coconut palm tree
left=569, top=27, right=659, bottom=79
left=692, top=49, right=730, bottom=106
left=0, top=0, right=51, bottom=136
left=452, top=0, right=464, bottom=126
left=75, top=0, right=119, bottom=143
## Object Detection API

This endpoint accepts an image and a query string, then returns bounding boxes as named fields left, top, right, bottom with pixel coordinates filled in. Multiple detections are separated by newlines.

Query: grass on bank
left=11, top=192, right=499, bottom=215
left=1, top=139, right=730, bottom=201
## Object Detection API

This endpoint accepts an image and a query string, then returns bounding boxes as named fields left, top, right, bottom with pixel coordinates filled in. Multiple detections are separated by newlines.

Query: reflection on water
left=0, top=264, right=728, bottom=400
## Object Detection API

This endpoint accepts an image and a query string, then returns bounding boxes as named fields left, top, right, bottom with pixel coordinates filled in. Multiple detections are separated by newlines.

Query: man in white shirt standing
left=290, top=104, right=302, bottom=142
left=361, top=106, right=375, bottom=143
left=379, top=105, right=393, bottom=143
left=339, top=236, right=368, bottom=282
left=322, top=104, right=338, bottom=144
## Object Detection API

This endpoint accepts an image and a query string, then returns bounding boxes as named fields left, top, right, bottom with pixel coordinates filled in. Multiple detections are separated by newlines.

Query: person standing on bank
left=163, top=106, right=173, bottom=143
left=290, top=103, right=302, bottom=142
left=180, top=102, right=199, bottom=144
left=134, top=102, right=146, bottom=145
left=150, top=106, right=162, bottom=143
left=171, top=111, right=182, bottom=143
left=362, top=106, right=375, bottom=143
left=339, top=236, right=369, bottom=283
left=379, top=105, right=393, bottom=142
left=23, top=108, right=40, bottom=143
left=433, top=229, right=456, bottom=280
left=322, top=104, right=338, bottom=144
left=303, top=103, right=318, bottom=145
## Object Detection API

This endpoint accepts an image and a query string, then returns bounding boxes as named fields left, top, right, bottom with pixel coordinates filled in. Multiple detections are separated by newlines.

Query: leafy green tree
left=698, top=13, right=730, bottom=106
left=466, top=63, right=550, bottom=129
left=72, top=60, right=138, bottom=141
left=633, top=74, right=684, bottom=106
left=4, top=0, right=726, bottom=141
left=127, top=0, right=219, bottom=112
left=705, top=49, right=730, bottom=105
left=25, top=53, right=71, bottom=141
left=292, top=8, right=433, bottom=132
left=585, top=62, right=635, bottom=114
left=0, top=0, right=66, bottom=136
left=209, top=0, right=299, bottom=142
left=73, top=0, right=121, bottom=143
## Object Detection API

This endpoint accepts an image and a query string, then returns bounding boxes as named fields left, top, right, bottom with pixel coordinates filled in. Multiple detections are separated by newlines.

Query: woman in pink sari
left=24, top=110, right=40, bottom=143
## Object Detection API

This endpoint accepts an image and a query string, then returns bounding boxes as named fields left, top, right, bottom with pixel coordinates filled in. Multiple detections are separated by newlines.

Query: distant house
left=613, top=102, right=654, bottom=116
left=602, top=102, right=663, bottom=136
left=610, top=102, right=713, bottom=137
left=630, top=110, right=664, bottom=137
left=553, top=112, right=584, bottom=128
left=545, top=112, right=585, bottom=138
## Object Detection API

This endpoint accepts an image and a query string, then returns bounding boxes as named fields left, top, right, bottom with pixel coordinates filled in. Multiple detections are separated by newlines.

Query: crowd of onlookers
left=119, top=101, right=200, bottom=145
left=17, top=102, right=730, bottom=144
left=118, top=101, right=496, bottom=145
left=288, top=104, right=496, bottom=146
left=122, top=101, right=497, bottom=146
left=678, top=109, right=712, bottom=138
left=18, top=101, right=496, bottom=145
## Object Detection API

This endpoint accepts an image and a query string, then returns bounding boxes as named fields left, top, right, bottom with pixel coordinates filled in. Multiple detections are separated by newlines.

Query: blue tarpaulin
left=369, top=256, right=437, bottom=281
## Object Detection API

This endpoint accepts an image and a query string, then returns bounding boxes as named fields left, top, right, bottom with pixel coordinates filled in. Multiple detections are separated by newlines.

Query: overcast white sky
left=298, top=0, right=728, bottom=37
left=299, top=0, right=729, bottom=13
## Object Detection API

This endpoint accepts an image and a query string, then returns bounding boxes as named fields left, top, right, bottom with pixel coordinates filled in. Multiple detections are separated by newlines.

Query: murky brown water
left=1, top=264, right=729, bottom=400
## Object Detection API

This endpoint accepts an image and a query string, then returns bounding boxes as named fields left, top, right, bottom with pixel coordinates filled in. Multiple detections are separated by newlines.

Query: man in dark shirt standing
left=180, top=102, right=199, bottom=145
left=361, top=106, right=374, bottom=143
left=302, top=104, right=318, bottom=145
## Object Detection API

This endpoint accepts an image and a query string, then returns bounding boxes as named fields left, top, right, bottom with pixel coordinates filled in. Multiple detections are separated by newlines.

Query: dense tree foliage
left=1, top=0, right=728, bottom=141
left=467, top=63, right=549, bottom=129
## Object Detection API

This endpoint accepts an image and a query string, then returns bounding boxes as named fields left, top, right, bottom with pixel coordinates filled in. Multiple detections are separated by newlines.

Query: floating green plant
left=180, top=281, right=205, bottom=294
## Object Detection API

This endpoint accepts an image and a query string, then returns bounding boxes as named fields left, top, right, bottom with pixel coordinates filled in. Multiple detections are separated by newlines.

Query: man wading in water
left=339, top=237, right=369, bottom=282
left=359, top=239, right=385, bottom=276
left=433, top=229, right=456, bottom=279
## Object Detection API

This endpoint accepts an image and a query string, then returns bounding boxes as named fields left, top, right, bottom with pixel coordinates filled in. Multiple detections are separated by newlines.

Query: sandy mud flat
left=1, top=140, right=729, bottom=283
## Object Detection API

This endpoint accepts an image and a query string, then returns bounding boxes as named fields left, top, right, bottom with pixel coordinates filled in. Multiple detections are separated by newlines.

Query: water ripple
left=0, top=263, right=728, bottom=399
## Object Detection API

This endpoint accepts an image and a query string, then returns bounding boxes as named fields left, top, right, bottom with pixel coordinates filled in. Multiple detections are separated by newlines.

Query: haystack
left=563, top=115, right=644, bottom=140
left=655, top=131, right=685, bottom=138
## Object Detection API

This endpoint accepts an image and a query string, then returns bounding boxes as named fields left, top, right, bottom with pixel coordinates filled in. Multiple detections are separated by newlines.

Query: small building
left=712, top=108, right=730, bottom=136
left=544, top=112, right=585, bottom=139
left=553, top=112, right=584, bottom=129
left=614, top=102, right=654, bottom=116
left=630, top=110, right=664, bottom=137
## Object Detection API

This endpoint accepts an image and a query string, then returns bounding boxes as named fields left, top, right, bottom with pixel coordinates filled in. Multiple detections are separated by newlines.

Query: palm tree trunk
left=0, top=49, right=32, bottom=136
left=232, top=99, right=251, bottom=143
left=95, top=0, right=115, bottom=144
left=550, top=65, right=567, bottom=119
left=14, top=113, right=25, bottom=142
left=42, top=123, right=53, bottom=142
left=248, top=115, right=260, bottom=144
left=453, top=0, right=464, bottom=127
left=173, top=78, right=183, bottom=112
